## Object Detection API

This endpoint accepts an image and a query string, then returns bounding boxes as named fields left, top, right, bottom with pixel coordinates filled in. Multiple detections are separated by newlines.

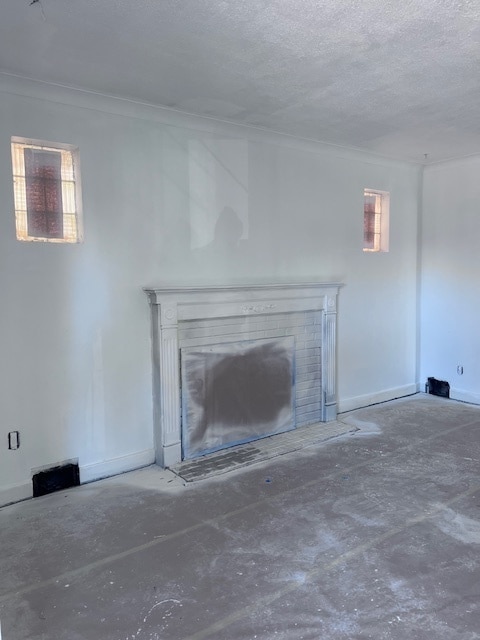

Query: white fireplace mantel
left=145, top=283, right=342, bottom=467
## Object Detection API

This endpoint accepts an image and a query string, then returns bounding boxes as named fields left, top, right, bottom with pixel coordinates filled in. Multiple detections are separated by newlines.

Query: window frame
left=11, top=136, right=83, bottom=243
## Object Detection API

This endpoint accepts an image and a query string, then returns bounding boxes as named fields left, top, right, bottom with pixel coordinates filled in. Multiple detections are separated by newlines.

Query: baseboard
left=79, top=448, right=156, bottom=484
left=449, top=388, right=480, bottom=406
left=0, top=449, right=156, bottom=508
left=0, top=481, right=32, bottom=508
left=338, top=383, right=419, bottom=414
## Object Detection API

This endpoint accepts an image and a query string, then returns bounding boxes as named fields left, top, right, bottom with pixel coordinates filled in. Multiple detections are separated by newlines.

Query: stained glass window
left=11, top=138, right=82, bottom=243
left=363, top=189, right=389, bottom=252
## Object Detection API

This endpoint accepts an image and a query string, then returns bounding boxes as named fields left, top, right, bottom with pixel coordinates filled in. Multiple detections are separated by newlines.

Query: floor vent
left=32, top=463, right=80, bottom=498
left=426, top=377, right=450, bottom=398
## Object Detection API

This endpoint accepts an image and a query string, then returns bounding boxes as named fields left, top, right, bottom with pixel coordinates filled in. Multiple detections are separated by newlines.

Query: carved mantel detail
left=241, top=303, right=278, bottom=314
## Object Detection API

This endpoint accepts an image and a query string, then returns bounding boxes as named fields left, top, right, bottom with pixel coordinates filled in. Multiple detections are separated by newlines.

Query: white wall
left=421, top=155, right=480, bottom=404
left=0, top=76, right=421, bottom=505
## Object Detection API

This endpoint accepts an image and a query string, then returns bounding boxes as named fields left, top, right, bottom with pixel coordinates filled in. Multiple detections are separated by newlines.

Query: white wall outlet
left=457, top=365, right=464, bottom=375
left=8, top=431, right=20, bottom=450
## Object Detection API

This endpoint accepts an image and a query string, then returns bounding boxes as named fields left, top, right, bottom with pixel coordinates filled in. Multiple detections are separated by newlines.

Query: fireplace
left=145, top=283, right=341, bottom=467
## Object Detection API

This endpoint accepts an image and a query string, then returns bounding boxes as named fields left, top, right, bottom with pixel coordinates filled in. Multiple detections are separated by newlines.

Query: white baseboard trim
left=0, top=449, right=156, bottom=508
left=449, top=388, right=480, bottom=406
left=0, top=481, right=32, bottom=508
left=338, top=383, right=420, bottom=414
left=80, top=448, right=156, bottom=484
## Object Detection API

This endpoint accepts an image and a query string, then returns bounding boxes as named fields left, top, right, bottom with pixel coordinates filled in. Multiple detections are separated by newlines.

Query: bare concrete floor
left=1, top=394, right=480, bottom=639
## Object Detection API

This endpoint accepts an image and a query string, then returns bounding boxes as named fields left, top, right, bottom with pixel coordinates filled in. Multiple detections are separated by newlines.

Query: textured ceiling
left=1, top=0, right=480, bottom=162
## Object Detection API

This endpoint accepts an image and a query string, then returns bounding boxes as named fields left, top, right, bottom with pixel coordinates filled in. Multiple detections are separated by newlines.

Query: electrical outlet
left=8, top=431, right=20, bottom=450
left=457, top=365, right=464, bottom=375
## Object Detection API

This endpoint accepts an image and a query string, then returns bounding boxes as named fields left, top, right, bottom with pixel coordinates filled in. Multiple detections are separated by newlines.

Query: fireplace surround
left=145, top=283, right=341, bottom=467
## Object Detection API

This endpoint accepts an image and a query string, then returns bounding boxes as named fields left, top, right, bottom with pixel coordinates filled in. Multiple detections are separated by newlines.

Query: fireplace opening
left=181, top=337, right=295, bottom=458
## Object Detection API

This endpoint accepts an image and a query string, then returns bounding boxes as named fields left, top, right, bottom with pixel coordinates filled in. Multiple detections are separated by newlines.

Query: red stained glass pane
left=24, top=149, right=63, bottom=239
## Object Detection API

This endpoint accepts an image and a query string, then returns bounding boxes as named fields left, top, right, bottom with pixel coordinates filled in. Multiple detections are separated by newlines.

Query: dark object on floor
left=32, top=462, right=80, bottom=497
left=426, top=376, right=450, bottom=398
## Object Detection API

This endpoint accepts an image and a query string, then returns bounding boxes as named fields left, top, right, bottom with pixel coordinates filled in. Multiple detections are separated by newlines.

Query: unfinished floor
left=1, top=394, right=479, bottom=640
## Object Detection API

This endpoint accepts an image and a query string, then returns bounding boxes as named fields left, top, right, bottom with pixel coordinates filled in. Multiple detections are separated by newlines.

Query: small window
left=363, top=189, right=389, bottom=252
left=11, top=137, right=83, bottom=243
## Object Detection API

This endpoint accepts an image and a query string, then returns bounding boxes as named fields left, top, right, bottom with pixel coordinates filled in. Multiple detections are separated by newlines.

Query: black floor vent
left=426, top=377, right=450, bottom=398
left=32, top=462, right=80, bottom=498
